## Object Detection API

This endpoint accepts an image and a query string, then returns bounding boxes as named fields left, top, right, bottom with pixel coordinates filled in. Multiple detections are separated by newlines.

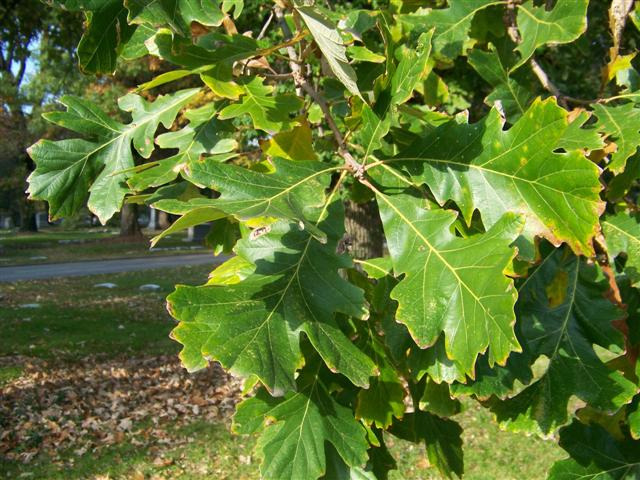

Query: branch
left=257, top=10, right=274, bottom=40
left=504, top=0, right=567, bottom=107
left=15, top=57, right=27, bottom=89
left=529, top=59, right=563, bottom=100
left=274, top=6, right=364, bottom=178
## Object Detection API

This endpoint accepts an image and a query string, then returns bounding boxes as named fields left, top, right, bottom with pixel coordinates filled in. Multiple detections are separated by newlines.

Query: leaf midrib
left=374, top=188, right=515, bottom=345
left=42, top=91, right=199, bottom=183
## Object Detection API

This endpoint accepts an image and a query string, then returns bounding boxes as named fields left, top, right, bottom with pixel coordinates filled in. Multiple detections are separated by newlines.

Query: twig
left=264, top=71, right=295, bottom=80
left=505, top=0, right=568, bottom=107
left=274, top=5, right=365, bottom=178
left=529, top=59, right=564, bottom=100
left=257, top=10, right=274, bottom=40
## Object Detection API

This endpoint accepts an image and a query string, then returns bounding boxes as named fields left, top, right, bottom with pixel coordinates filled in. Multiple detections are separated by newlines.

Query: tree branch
left=15, top=57, right=27, bottom=89
left=257, top=10, right=274, bottom=40
left=505, top=0, right=567, bottom=107
left=274, top=6, right=364, bottom=178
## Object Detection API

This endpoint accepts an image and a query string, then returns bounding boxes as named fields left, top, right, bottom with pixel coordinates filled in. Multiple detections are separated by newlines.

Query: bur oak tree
left=27, top=0, right=640, bottom=478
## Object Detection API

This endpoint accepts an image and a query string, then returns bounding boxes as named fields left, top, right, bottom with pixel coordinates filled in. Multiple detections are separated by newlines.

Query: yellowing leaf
left=263, top=123, right=318, bottom=161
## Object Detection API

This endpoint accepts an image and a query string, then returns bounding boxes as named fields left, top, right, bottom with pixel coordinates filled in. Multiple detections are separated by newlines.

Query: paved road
left=0, top=254, right=225, bottom=282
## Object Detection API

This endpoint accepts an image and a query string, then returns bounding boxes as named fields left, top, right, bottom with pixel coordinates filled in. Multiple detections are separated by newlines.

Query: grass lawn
left=0, top=228, right=206, bottom=266
left=0, top=266, right=564, bottom=479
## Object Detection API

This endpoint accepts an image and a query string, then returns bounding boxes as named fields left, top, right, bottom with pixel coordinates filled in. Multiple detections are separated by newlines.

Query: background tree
left=0, top=0, right=85, bottom=230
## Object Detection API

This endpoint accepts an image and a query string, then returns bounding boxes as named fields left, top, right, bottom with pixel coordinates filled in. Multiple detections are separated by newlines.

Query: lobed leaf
left=27, top=89, right=198, bottom=223
left=375, top=184, right=524, bottom=378
left=233, top=366, right=369, bottom=480
left=593, top=103, right=640, bottom=173
left=399, top=0, right=503, bottom=63
left=514, top=0, right=589, bottom=70
left=371, top=98, right=604, bottom=256
left=168, top=197, right=376, bottom=394
left=218, top=77, right=303, bottom=133
left=490, top=248, right=637, bottom=435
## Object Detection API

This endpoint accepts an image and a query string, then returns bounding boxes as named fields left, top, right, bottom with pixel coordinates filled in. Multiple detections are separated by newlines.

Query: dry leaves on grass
left=0, top=355, right=242, bottom=464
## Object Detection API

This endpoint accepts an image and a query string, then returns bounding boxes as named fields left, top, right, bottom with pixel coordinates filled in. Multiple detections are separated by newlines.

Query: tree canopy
left=25, top=0, right=640, bottom=478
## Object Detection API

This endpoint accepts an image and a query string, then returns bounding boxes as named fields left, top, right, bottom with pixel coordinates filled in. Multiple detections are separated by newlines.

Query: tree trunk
left=343, top=200, right=384, bottom=260
left=120, top=203, right=142, bottom=238
left=18, top=196, right=38, bottom=232
left=158, top=210, right=171, bottom=229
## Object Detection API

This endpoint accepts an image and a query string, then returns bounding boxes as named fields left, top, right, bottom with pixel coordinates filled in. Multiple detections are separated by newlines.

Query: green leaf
left=233, top=368, right=369, bottom=480
left=514, top=0, right=589, bottom=70
left=630, top=397, right=640, bottom=440
left=27, top=89, right=198, bottom=223
left=347, top=45, right=386, bottom=63
left=168, top=198, right=376, bottom=394
left=138, top=70, right=196, bottom=91
left=183, top=157, right=337, bottom=241
left=297, top=6, right=361, bottom=98
left=321, top=444, right=378, bottom=480
left=53, top=0, right=137, bottom=73
left=375, top=185, right=524, bottom=377
left=419, top=380, right=461, bottom=417
left=120, top=23, right=155, bottom=60
left=201, top=64, right=244, bottom=99
left=205, top=217, right=240, bottom=256
left=126, top=0, right=225, bottom=36
left=218, top=77, right=303, bottom=133
left=79, top=0, right=136, bottom=73
left=371, top=98, right=604, bottom=256
left=151, top=207, right=225, bottom=246
left=468, top=42, right=533, bottom=120
left=389, top=412, right=463, bottom=479
left=400, top=0, right=503, bottom=63
left=128, top=104, right=237, bottom=192
left=557, top=111, right=606, bottom=153
left=206, top=255, right=255, bottom=286
left=548, top=420, right=640, bottom=479
left=603, top=211, right=640, bottom=285
left=355, top=324, right=406, bottom=429
left=593, top=103, right=640, bottom=173
left=408, top=337, right=467, bottom=385
left=449, top=352, right=532, bottom=399
left=490, top=248, right=637, bottom=435
left=390, top=30, right=434, bottom=105
left=222, top=0, right=243, bottom=18
left=359, top=105, right=391, bottom=166
left=147, top=30, right=260, bottom=69
left=608, top=152, right=640, bottom=200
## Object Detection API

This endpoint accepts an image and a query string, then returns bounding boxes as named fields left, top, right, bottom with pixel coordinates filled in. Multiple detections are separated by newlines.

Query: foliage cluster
left=27, top=0, right=640, bottom=478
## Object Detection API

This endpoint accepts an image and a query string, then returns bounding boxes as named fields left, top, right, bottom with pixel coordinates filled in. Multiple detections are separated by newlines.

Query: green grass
left=0, top=421, right=259, bottom=480
left=0, top=228, right=205, bottom=266
left=0, top=404, right=562, bottom=480
left=0, top=229, right=115, bottom=245
left=0, top=266, right=565, bottom=479
left=0, top=365, right=23, bottom=386
left=0, top=265, right=212, bottom=359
